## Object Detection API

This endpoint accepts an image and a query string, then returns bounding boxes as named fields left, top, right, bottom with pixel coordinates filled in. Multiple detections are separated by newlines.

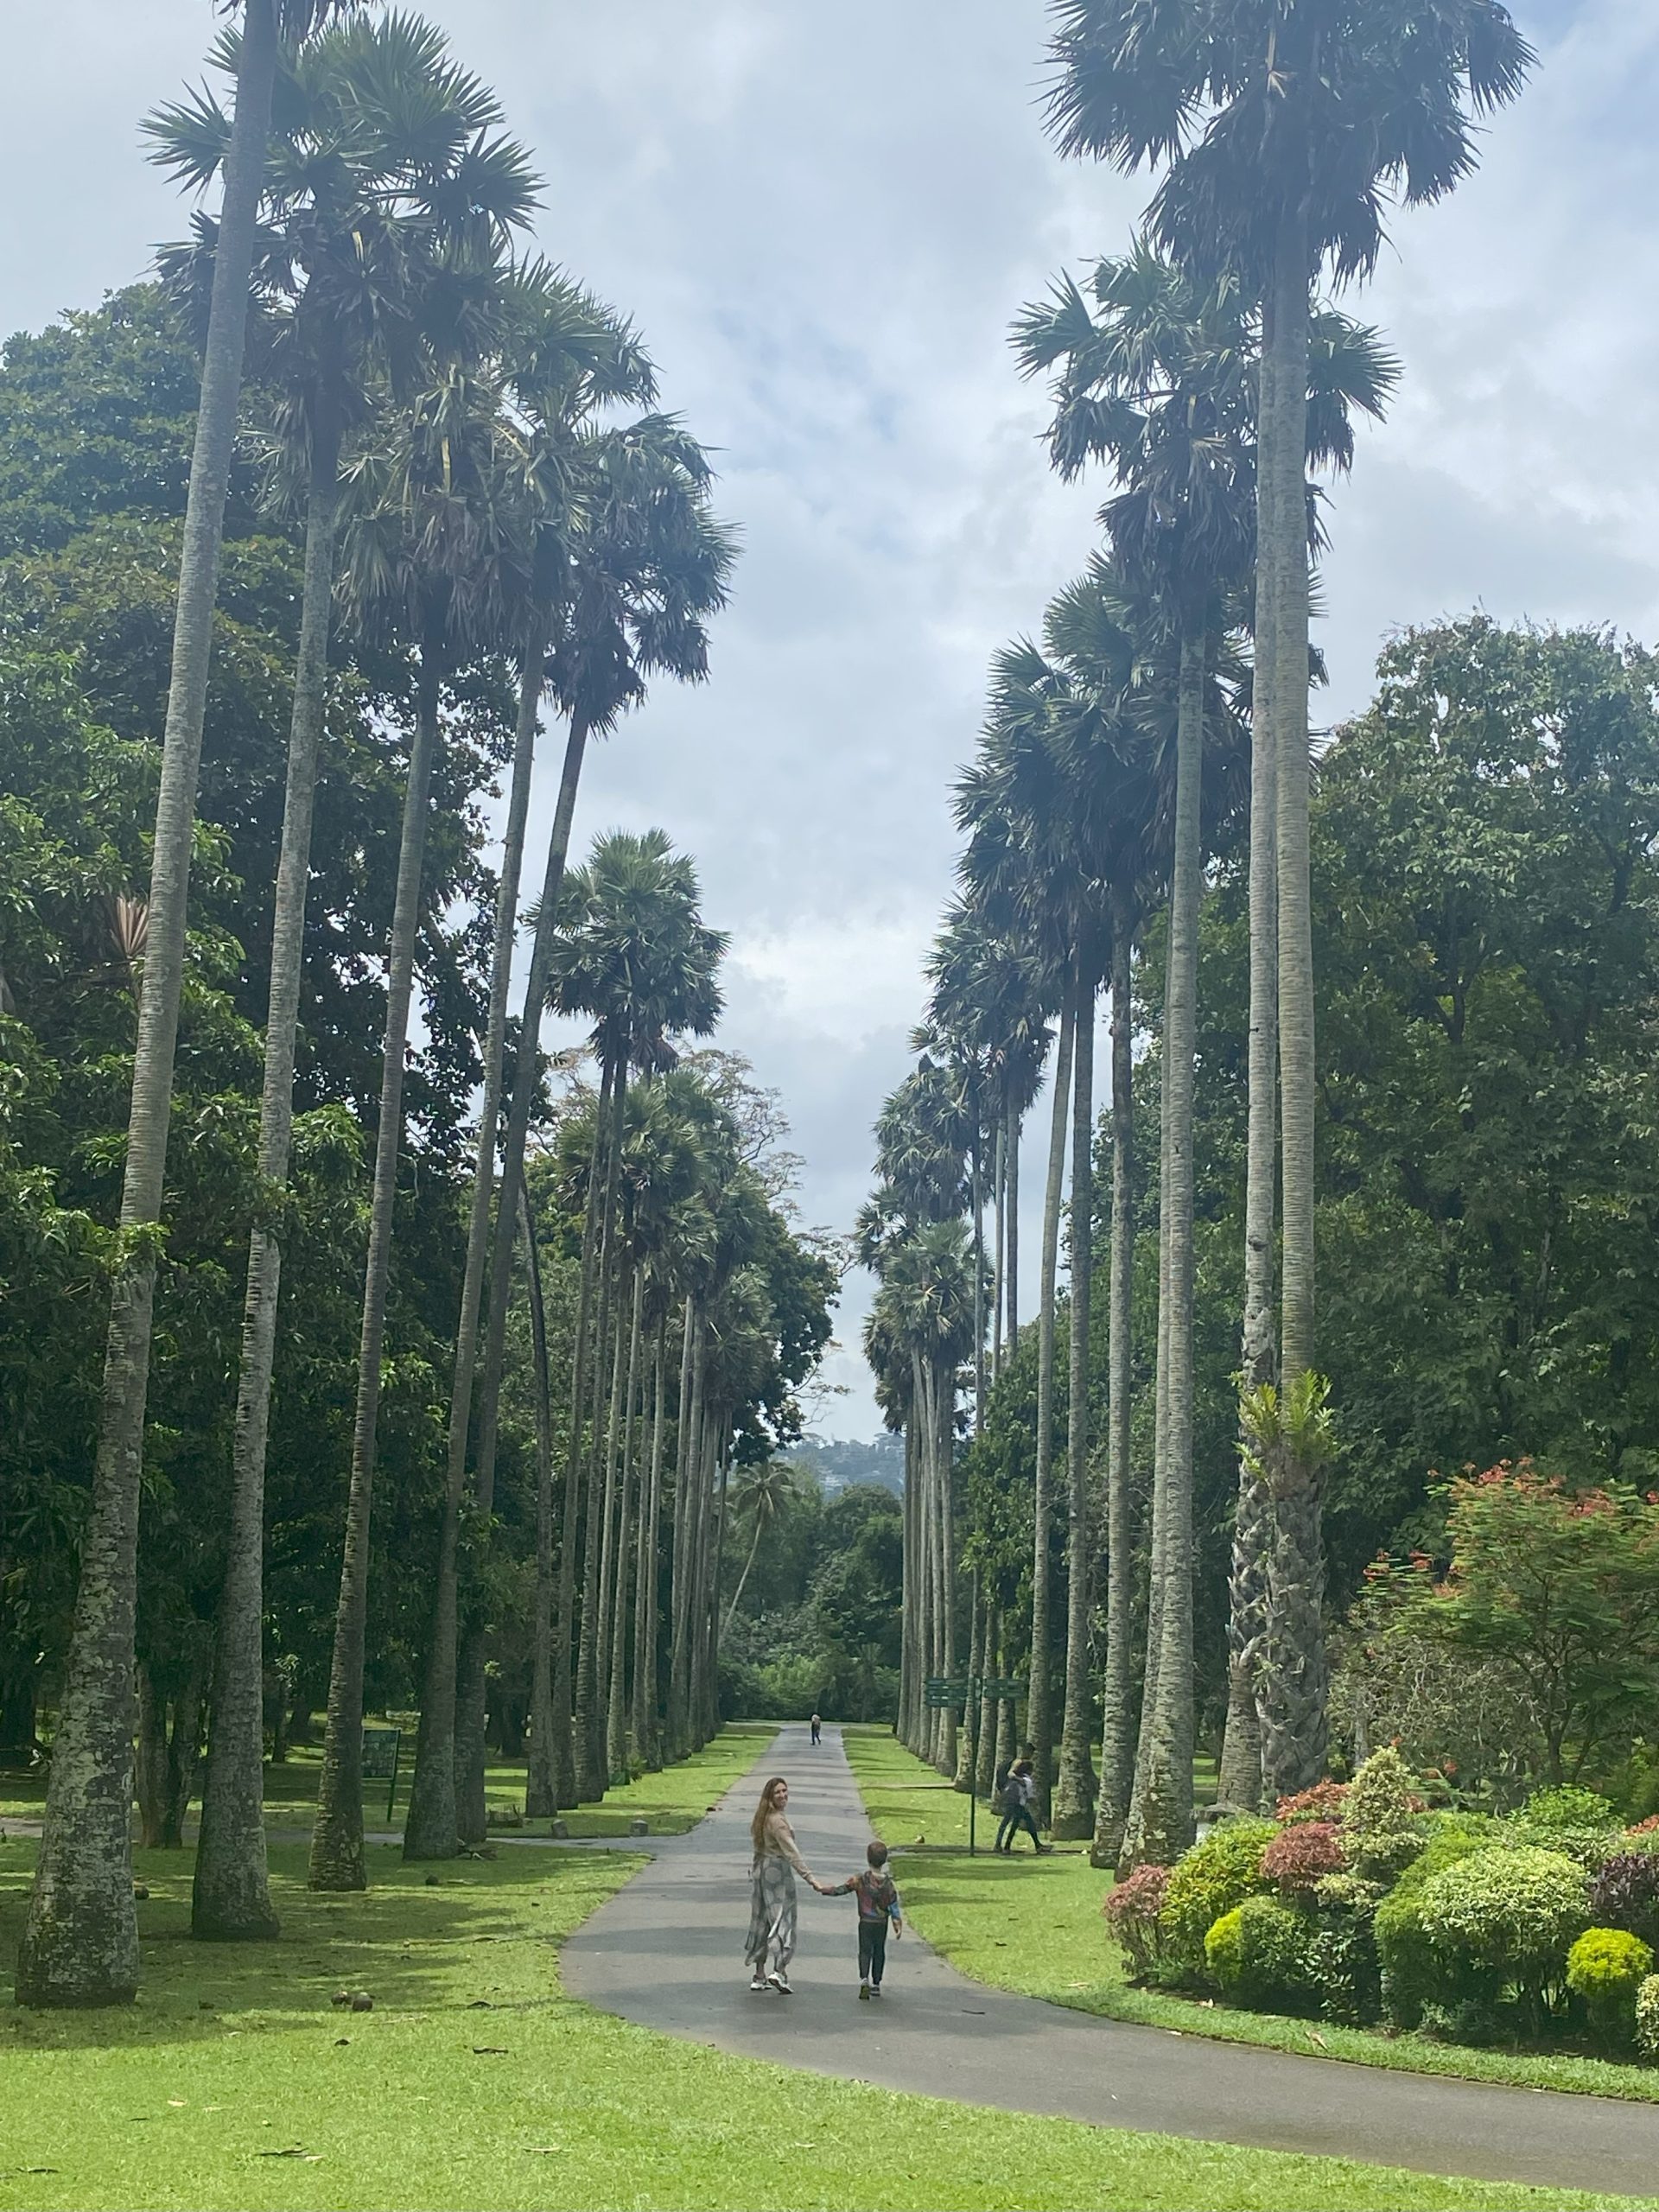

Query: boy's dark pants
left=858, top=1918, right=889, bottom=1986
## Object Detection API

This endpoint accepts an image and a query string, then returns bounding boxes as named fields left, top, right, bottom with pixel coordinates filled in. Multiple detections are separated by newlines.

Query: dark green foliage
left=719, top=1481, right=903, bottom=1723
left=1159, top=1815, right=1275, bottom=1977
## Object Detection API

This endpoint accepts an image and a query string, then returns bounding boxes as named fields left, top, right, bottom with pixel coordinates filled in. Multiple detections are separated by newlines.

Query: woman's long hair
left=750, top=1777, right=787, bottom=1853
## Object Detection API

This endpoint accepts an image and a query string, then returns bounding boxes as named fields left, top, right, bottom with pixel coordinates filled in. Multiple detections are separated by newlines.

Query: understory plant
left=1566, top=1927, right=1653, bottom=2051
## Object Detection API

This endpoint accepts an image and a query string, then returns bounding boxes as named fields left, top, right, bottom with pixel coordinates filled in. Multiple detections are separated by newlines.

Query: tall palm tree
left=723, top=1460, right=804, bottom=1632
left=308, top=347, right=524, bottom=1894
left=423, top=269, right=660, bottom=1848
left=13, top=0, right=359, bottom=2010
left=156, top=9, right=537, bottom=1946
left=448, top=420, right=735, bottom=1836
left=1046, top=0, right=1531, bottom=1797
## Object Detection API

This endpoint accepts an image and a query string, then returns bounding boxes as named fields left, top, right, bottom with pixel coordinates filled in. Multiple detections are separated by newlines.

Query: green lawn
left=1, top=1721, right=777, bottom=1840
left=1, top=1821, right=1649, bottom=2210
left=846, top=1728, right=1659, bottom=2107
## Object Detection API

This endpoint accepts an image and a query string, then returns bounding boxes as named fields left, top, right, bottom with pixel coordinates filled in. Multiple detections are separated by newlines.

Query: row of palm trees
left=16, top=5, right=778, bottom=2010
left=867, top=0, right=1530, bottom=1867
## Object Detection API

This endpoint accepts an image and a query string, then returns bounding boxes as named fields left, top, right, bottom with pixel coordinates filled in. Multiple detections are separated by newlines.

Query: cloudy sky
left=7, top=2, right=1658, bottom=1435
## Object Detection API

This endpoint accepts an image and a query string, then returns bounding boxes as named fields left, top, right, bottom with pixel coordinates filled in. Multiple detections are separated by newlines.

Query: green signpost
left=361, top=1726, right=403, bottom=1824
left=922, top=1675, right=1025, bottom=1854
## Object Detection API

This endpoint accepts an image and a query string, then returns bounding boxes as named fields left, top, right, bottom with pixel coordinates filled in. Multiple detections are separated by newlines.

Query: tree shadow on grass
left=0, top=1840, right=639, bottom=2056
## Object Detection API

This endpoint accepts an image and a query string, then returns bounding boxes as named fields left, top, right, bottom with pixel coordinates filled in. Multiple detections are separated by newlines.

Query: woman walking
left=995, top=1758, right=1050, bottom=1854
left=746, top=1775, right=824, bottom=1993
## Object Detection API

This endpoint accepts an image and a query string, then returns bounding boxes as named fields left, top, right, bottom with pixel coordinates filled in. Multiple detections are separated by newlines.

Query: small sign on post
left=924, top=1677, right=969, bottom=1708
left=361, top=1726, right=402, bottom=1825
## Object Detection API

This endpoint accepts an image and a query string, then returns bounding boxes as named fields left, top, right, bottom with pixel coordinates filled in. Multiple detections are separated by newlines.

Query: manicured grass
left=2, top=1721, right=778, bottom=1840
left=0, top=1828, right=1646, bottom=2210
left=846, top=1728, right=1659, bottom=2107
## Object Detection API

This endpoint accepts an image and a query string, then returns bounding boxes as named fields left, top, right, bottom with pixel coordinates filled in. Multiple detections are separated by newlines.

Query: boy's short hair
left=866, top=1839, right=888, bottom=1868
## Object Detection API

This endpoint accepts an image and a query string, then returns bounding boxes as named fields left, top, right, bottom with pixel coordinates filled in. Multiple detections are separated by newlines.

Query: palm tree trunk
left=971, top=1123, right=986, bottom=1427
left=194, top=416, right=342, bottom=1942
left=1092, top=914, right=1138, bottom=1867
left=403, top=639, right=543, bottom=1860
left=606, top=1268, right=644, bottom=1781
left=14, top=0, right=279, bottom=2007
left=1052, top=956, right=1097, bottom=1840
left=1028, top=996, right=1075, bottom=1818
left=1121, top=997, right=1174, bottom=1873
left=309, top=631, right=442, bottom=1894
left=1220, top=504, right=1281, bottom=1816
left=991, top=1118, right=1005, bottom=1382
left=523, top=1185, right=558, bottom=1821
left=594, top=1268, right=629, bottom=1732
left=1260, top=194, right=1328, bottom=1797
left=665, top=1308, right=704, bottom=1760
left=1006, top=1097, right=1020, bottom=1345
left=976, top=1609, right=999, bottom=1797
left=899, top=1416, right=918, bottom=1745
left=723, top=1512, right=766, bottom=1637
left=954, top=1577, right=982, bottom=1789
left=1138, top=614, right=1205, bottom=1866
left=632, top=1320, right=668, bottom=1767
left=552, top=1058, right=613, bottom=1807
left=446, top=709, right=592, bottom=1836
left=700, top=1433, right=729, bottom=1742
left=575, top=1062, right=625, bottom=1798
left=935, top=1356, right=958, bottom=1775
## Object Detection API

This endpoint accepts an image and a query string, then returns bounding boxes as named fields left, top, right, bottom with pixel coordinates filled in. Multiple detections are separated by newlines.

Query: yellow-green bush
left=1566, top=1926, right=1653, bottom=2048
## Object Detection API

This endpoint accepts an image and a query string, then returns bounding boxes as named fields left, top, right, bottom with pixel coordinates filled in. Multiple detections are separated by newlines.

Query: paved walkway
left=562, top=1724, right=1659, bottom=2198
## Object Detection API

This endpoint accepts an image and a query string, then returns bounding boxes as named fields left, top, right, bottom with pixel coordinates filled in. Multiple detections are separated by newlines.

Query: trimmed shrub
left=1205, top=1895, right=1315, bottom=2012
left=1567, top=1926, right=1653, bottom=2049
left=1275, top=1780, right=1350, bottom=1826
left=1588, top=1852, right=1659, bottom=1951
left=1304, top=1910, right=1382, bottom=2025
left=1342, top=1747, right=1427, bottom=1883
left=1523, top=1786, right=1621, bottom=1834
left=1417, top=1847, right=1589, bottom=2026
left=1262, top=1821, right=1346, bottom=1897
left=1104, top=1864, right=1169, bottom=1982
left=1160, top=1817, right=1276, bottom=1979
left=1373, top=1820, right=1513, bottom=2030
left=1636, top=1973, right=1659, bottom=2063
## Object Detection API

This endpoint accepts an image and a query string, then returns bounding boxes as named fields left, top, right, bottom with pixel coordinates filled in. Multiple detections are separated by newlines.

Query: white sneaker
left=749, top=1974, right=767, bottom=1992
left=766, top=1969, right=792, bottom=1994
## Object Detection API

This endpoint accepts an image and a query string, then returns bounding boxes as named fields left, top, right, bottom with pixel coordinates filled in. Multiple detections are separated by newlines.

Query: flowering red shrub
left=1262, top=1820, right=1346, bottom=1897
left=1274, top=1780, right=1351, bottom=1826
left=1629, top=1815, right=1659, bottom=1837
left=1104, top=1863, right=1170, bottom=1980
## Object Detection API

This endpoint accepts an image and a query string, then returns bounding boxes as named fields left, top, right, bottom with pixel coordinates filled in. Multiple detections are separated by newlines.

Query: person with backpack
left=823, top=1838, right=903, bottom=1997
left=994, top=1757, right=1049, bottom=1853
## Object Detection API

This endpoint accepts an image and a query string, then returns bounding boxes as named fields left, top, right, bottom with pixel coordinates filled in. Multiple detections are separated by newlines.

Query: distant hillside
left=785, top=1433, right=905, bottom=1499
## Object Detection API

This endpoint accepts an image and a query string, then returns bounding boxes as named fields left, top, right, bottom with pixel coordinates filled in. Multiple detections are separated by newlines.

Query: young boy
left=824, top=1840, right=903, bottom=1999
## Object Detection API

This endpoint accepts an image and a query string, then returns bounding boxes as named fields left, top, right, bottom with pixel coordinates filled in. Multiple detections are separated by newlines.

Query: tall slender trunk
left=971, top=1124, right=986, bottom=1427
left=606, top=1268, right=644, bottom=1781
left=1260, top=195, right=1328, bottom=1797
left=1122, top=978, right=1175, bottom=1873
left=991, top=1119, right=1005, bottom=1382
left=403, top=644, right=543, bottom=1859
left=954, top=1576, right=982, bottom=1790
left=194, top=420, right=342, bottom=1941
left=575, top=1061, right=625, bottom=1798
left=1092, top=916, right=1137, bottom=1867
left=309, top=632, right=443, bottom=1894
left=632, top=1321, right=668, bottom=1766
left=976, top=1607, right=999, bottom=1797
left=1052, top=957, right=1097, bottom=1840
left=552, top=1058, right=613, bottom=1808
left=1028, top=999, right=1075, bottom=1816
left=524, top=1184, right=559, bottom=1820
left=136, top=1659, right=206, bottom=1852
left=15, top=0, right=279, bottom=2007
left=1220, top=470, right=1281, bottom=1816
left=594, top=1266, right=629, bottom=1728
left=665, top=1310, right=705, bottom=1760
left=935, top=1356, right=958, bottom=1775
left=899, top=1417, right=918, bottom=1745
left=1139, top=615, right=1205, bottom=1866
left=700, top=1432, right=729, bottom=1742
left=1006, top=1097, right=1020, bottom=1346
left=447, top=710, right=592, bottom=1833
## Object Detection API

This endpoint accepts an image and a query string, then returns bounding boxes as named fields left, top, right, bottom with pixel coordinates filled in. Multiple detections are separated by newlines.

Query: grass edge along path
left=0, top=1808, right=1649, bottom=2207
left=843, top=1726, right=1659, bottom=2109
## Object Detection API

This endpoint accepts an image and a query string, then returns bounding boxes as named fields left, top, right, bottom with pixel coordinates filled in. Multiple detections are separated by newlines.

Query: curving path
left=563, top=1724, right=1659, bottom=2199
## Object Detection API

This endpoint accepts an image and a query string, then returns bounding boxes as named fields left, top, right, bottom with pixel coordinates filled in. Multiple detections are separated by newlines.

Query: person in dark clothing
left=825, top=1838, right=903, bottom=1996
left=995, top=1758, right=1049, bottom=1853
left=809, top=1712, right=822, bottom=1746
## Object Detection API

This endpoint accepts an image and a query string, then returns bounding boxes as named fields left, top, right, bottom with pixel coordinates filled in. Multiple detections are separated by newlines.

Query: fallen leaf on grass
left=168, top=2099, right=187, bottom=2108
left=257, top=2147, right=321, bottom=2161
left=525, top=2146, right=563, bottom=2155
left=22, top=2168, right=59, bottom=2177
left=467, top=1999, right=493, bottom=2009
left=472, top=2046, right=510, bottom=2056
left=1306, top=2031, right=1328, bottom=2050
left=334, top=2037, right=350, bottom=2048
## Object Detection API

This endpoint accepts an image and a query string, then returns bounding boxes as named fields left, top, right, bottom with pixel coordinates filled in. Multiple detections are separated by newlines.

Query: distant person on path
left=823, top=1838, right=902, bottom=1999
left=810, top=1712, right=823, bottom=1746
left=995, top=1758, right=1049, bottom=1854
left=745, top=1776, right=826, bottom=1993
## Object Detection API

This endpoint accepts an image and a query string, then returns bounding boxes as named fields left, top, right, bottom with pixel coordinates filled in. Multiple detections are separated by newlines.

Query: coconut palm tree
left=723, top=1460, right=804, bottom=1633
left=153, top=8, right=537, bottom=1946
left=1046, top=0, right=1531, bottom=1798
left=12, top=0, right=363, bottom=2010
